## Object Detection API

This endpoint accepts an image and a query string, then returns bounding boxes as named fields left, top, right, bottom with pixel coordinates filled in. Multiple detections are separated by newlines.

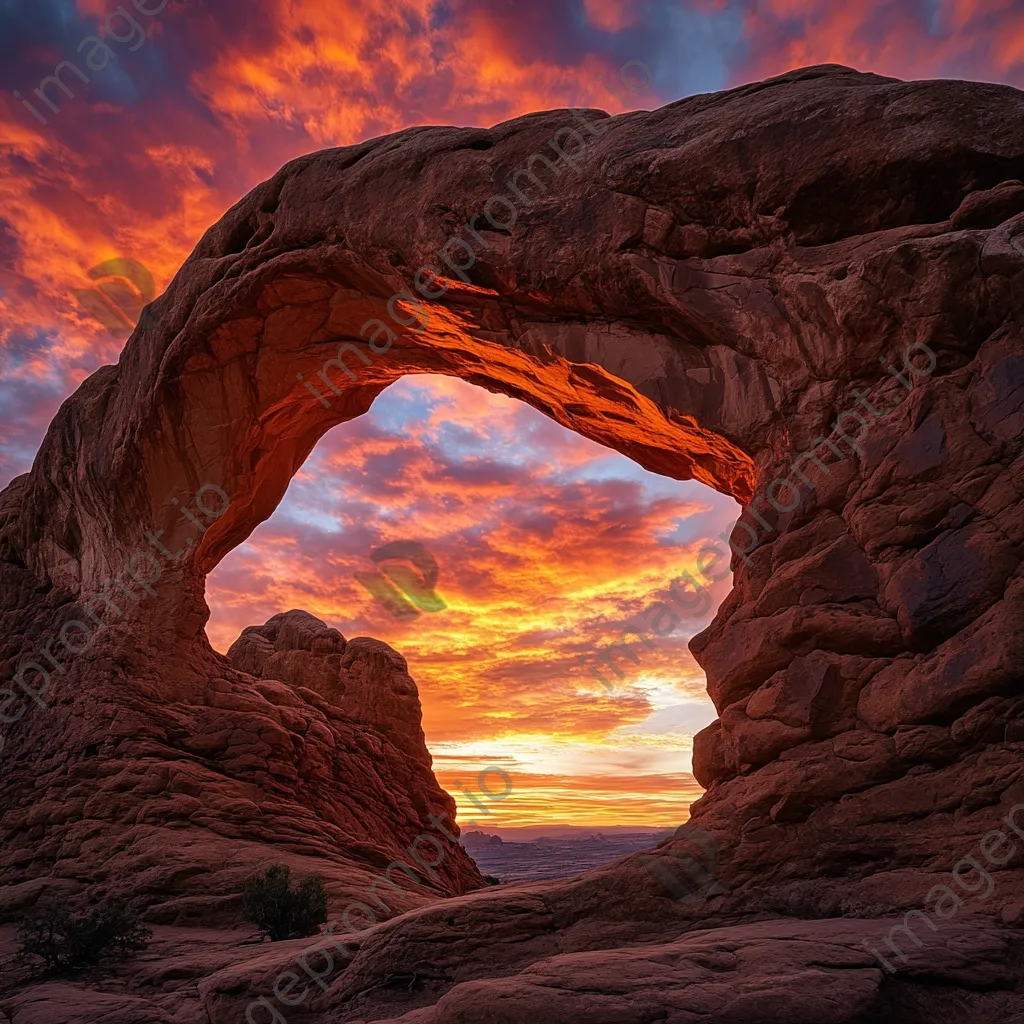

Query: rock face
left=0, top=601, right=482, bottom=924
left=227, top=609, right=434, bottom=762
left=1, top=63, right=1023, bottom=1020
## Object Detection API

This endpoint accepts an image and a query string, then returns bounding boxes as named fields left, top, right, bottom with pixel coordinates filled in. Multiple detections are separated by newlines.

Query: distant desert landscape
left=461, top=828, right=675, bottom=882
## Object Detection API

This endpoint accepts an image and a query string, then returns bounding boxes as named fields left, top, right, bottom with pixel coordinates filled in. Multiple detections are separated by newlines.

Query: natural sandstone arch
left=24, top=267, right=758, bottom=632
left=1, top=64, right=1023, bottom=981
left=14, top=64, right=1023, bottom=642
left=11, top=196, right=763, bottom=638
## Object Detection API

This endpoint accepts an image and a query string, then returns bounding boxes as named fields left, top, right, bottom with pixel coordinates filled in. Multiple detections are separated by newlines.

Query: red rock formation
left=0, top=602, right=482, bottom=923
left=1, top=63, right=1023, bottom=1021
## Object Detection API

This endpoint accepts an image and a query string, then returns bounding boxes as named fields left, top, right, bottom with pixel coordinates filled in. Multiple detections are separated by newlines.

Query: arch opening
left=19, top=262, right=758, bottom=653
left=203, top=371, right=742, bottom=850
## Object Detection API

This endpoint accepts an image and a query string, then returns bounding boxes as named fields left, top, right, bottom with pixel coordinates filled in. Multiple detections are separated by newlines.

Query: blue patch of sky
left=559, top=0, right=750, bottom=103
left=0, top=327, right=61, bottom=378
left=919, top=0, right=946, bottom=36
left=640, top=1, right=751, bottom=100
left=4, top=0, right=209, bottom=126
left=370, top=376, right=448, bottom=434
left=0, top=0, right=87, bottom=81
left=0, top=370, right=71, bottom=483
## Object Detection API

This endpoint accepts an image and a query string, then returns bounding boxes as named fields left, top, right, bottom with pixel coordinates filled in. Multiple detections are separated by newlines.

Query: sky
left=2, top=0, right=1024, bottom=827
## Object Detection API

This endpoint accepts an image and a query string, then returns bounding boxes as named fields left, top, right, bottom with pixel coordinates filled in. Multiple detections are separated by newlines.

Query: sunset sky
left=3, top=0, right=1024, bottom=828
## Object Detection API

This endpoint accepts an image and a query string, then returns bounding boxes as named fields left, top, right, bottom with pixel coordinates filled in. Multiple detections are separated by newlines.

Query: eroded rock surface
left=0, top=63, right=1023, bottom=1021
left=0, top=605, right=481, bottom=927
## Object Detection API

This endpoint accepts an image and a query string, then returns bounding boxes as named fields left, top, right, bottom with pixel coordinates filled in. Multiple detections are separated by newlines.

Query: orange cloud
left=583, top=0, right=639, bottom=33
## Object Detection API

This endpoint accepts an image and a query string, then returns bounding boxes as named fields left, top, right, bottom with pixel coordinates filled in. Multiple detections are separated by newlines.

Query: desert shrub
left=483, top=875, right=501, bottom=885
left=242, top=865, right=328, bottom=941
left=16, top=898, right=151, bottom=974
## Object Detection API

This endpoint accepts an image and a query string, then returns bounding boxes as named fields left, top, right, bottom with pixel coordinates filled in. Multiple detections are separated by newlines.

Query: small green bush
left=16, top=898, right=151, bottom=975
left=242, top=865, right=328, bottom=941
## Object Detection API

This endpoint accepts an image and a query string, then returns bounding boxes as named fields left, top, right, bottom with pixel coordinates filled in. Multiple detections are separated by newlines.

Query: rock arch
left=2, top=63, right=1024, bottom=1020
